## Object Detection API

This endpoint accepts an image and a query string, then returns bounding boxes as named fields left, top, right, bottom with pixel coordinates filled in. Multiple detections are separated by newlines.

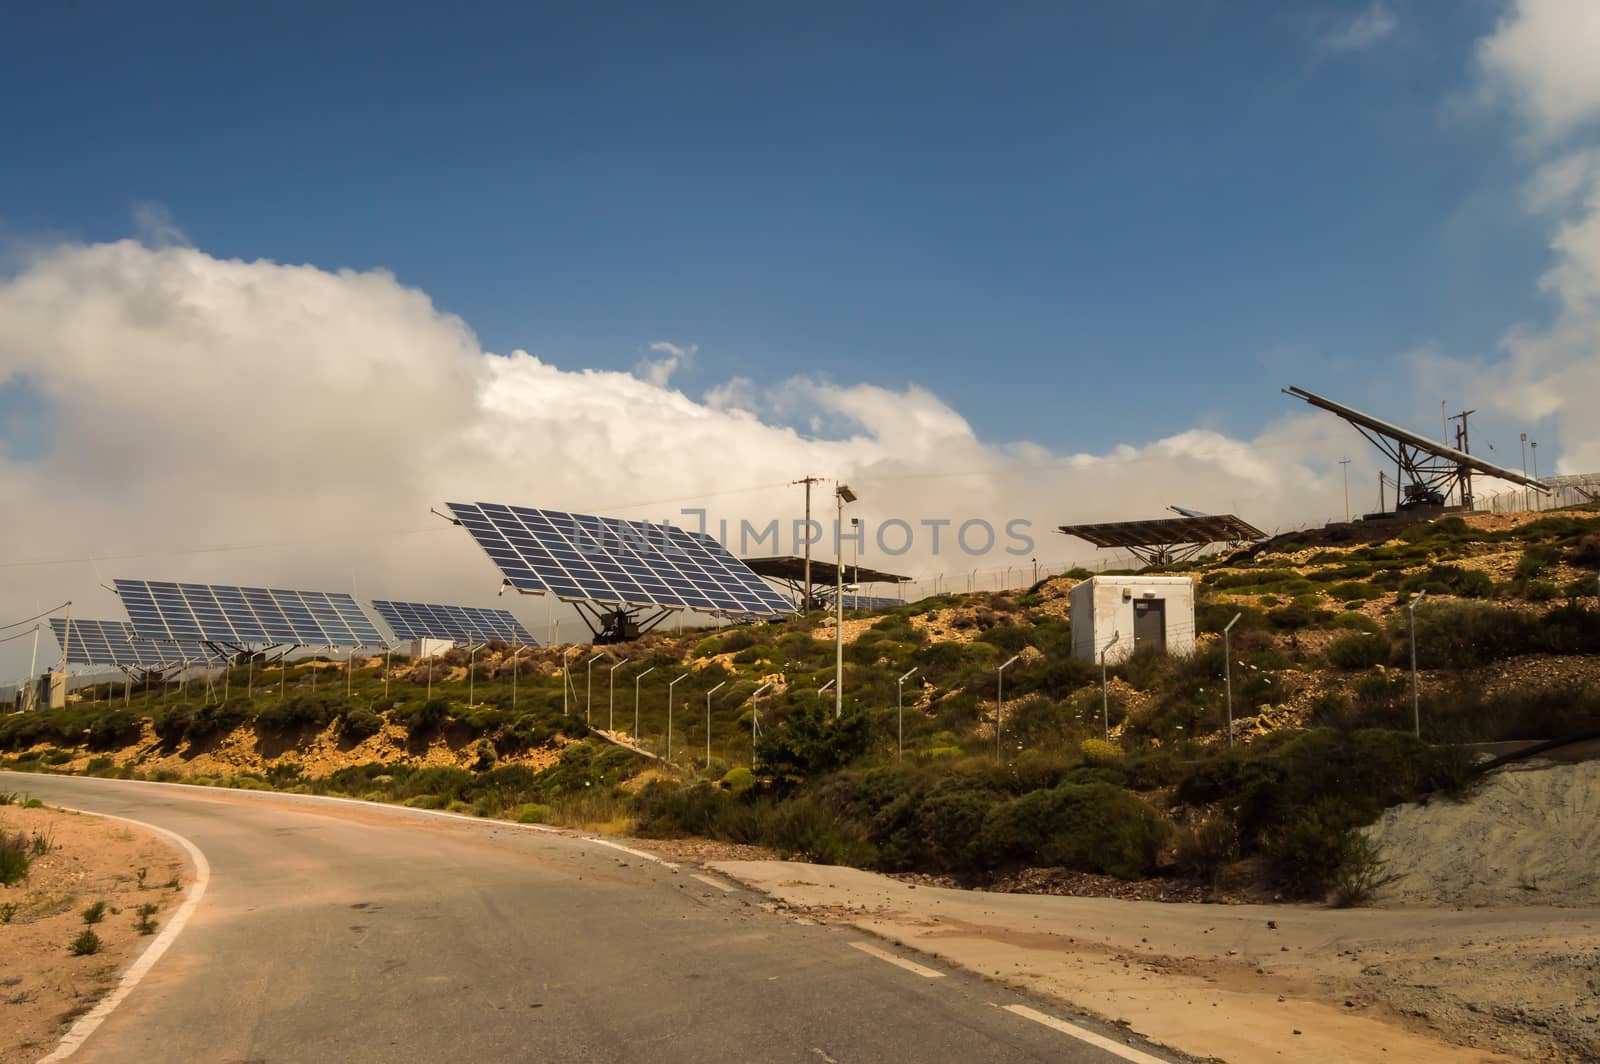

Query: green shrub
left=336, top=708, right=384, bottom=743
left=0, top=831, right=30, bottom=885
left=70, top=929, right=103, bottom=956
left=719, top=767, right=755, bottom=792
left=400, top=699, right=449, bottom=739
left=256, top=695, right=332, bottom=733
left=1326, top=634, right=1392, bottom=670
left=1174, top=816, right=1240, bottom=886
left=87, top=710, right=143, bottom=751
left=515, top=803, right=550, bottom=824
left=756, top=704, right=873, bottom=779
left=1262, top=797, right=1369, bottom=900
left=980, top=783, right=1168, bottom=880
left=1330, top=611, right=1381, bottom=633
left=82, top=900, right=108, bottom=925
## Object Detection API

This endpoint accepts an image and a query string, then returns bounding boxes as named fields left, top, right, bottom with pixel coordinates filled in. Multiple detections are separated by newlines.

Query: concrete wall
left=1069, top=576, right=1196, bottom=664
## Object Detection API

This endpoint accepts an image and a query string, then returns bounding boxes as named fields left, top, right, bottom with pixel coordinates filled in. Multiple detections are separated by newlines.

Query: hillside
left=4, top=505, right=1599, bottom=908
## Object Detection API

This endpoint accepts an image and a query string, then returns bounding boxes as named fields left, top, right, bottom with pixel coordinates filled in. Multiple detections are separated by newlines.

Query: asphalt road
left=4, top=772, right=1180, bottom=1064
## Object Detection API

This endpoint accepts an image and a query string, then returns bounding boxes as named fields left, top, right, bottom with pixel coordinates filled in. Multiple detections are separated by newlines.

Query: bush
left=1330, top=611, right=1381, bottom=633
left=256, top=695, right=332, bottom=733
left=337, top=709, right=384, bottom=743
left=399, top=699, right=449, bottom=739
left=1174, top=816, right=1240, bottom=887
left=1079, top=738, right=1123, bottom=766
left=981, top=783, right=1168, bottom=880
left=0, top=830, right=30, bottom=885
left=87, top=710, right=143, bottom=751
left=70, top=928, right=103, bottom=956
left=1326, top=634, right=1391, bottom=670
left=756, top=704, right=874, bottom=779
left=516, top=803, right=550, bottom=824
left=1262, top=798, right=1370, bottom=900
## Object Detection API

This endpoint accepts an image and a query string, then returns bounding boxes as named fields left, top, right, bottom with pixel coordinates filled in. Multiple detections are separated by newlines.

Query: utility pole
left=1339, top=458, right=1351, bottom=523
left=1449, top=408, right=1476, bottom=508
left=793, top=476, right=822, bottom=612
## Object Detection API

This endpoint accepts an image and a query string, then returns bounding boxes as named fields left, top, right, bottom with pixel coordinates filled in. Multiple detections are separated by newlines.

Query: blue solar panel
left=840, top=595, right=903, bottom=611
left=50, top=618, right=213, bottom=669
left=115, top=579, right=386, bottom=648
left=447, top=503, right=797, bottom=618
left=371, top=600, right=535, bottom=646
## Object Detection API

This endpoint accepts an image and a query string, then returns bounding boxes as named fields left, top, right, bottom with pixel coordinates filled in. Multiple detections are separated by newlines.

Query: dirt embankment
left=0, top=802, right=190, bottom=1064
left=715, top=860, right=1598, bottom=1063
left=1367, top=759, right=1600, bottom=908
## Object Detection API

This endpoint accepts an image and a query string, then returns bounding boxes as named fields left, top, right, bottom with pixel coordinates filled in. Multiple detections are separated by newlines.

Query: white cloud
left=1429, top=0, right=1600, bottom=475
left=130, top=202, right=190, bottom=248
left=1477, top=0, right=1600, bottom=142
left=635, top=340, right=695, bottom=387
left=0, top=237, right=1358, bottom=673
left=1319, top=2, right=1397, bottom=54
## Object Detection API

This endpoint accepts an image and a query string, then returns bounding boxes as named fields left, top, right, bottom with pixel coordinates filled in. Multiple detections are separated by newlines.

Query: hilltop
left=4, top=505, right=1599, bottom=910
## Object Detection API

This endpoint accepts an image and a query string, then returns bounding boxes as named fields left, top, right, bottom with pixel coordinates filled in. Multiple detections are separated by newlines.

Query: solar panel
left=371, top=600, right=535, bottom=646
left=840, top=595, right=903, bottom=611
left=50, top=618, right=213, bottom=669
left=447, top=503, right=796, bottom=618
left=114, top=579, right=386, bottom=648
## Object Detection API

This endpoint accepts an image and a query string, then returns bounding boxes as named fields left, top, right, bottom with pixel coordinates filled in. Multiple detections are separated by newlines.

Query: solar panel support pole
left=347, top=648, right=354, bottom=699
left=705, top=680, right=727, bottom=768
left=834, top=484, right=856, bottom=720
left=468, top=644, right=477, bottom=708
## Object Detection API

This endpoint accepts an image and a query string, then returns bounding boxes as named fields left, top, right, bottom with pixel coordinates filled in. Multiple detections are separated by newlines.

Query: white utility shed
left=1069, top=575, right=1196, bottom=664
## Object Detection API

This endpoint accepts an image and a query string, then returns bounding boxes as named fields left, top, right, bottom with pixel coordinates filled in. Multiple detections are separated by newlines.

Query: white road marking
left=999, top=1004, right=1170, bottom=1064
left=37, top=807, right=212, bottom=1063
left=691, top=873, right=735, bottom=892
left=848, top=940, right=946, bottom=978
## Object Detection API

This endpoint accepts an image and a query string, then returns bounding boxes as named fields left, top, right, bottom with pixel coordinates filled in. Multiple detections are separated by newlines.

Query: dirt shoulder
left=713, top=860, right=1598, bottom=1063
left=0, top=801, right=191, bottom=1064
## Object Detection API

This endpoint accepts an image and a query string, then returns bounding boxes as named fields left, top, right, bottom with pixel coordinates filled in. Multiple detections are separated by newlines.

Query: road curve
left=3, top=772, right=1179, bottom=1064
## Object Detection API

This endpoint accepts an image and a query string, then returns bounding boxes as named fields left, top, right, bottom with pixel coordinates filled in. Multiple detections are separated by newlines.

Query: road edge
left=33, top=805, right=212, bottom=1064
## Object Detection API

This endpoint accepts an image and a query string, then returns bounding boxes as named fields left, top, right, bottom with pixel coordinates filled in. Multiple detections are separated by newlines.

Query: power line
left=0, top=602, right=71, bottom=630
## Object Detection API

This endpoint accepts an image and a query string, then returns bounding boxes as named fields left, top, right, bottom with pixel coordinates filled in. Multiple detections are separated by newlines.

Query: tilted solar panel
left=50, top=618, right=213, bottom=668
left=114, top=579, right=386, bottom=648
left=447, top=503, right=796, bottom=618
left=371, top=600, right=535, bottom=646
left=840, top=595, right=903, bottom=611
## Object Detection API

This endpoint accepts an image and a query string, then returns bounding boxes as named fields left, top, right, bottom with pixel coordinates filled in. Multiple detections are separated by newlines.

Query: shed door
left=1132, top=598, right=1166, bottom=652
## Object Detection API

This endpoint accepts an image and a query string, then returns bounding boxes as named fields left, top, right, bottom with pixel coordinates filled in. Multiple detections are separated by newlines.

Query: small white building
left=1069, top=575, right=1196, bottom=664
left=409, top=637, right=455, bottom=659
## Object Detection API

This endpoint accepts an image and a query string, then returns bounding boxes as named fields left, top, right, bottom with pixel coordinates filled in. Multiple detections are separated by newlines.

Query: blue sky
left=0, top=1, right=1556, bottom=453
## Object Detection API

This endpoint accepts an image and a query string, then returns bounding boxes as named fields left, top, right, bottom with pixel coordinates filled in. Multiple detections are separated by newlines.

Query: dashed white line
left=37, top=807, right=211, bottom=1063
left=691, top=873, right=735, bottom=892
left=848, top=940, right=946, bottom=978
left=1000, top=1004, right=1170, bottom=1064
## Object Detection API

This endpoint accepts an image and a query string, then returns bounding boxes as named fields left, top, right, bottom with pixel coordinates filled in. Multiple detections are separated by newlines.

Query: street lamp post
left=705, top=681, right=727, bottom=768
left=1339, top=458, right=1351, bottom=523
left=607, top=659, right=628, bottom=732
left=817, top=678, right=835, bottom=701
left=1223, top=612, right=1242, bottom=748
left=996, top=654, right=1021, bottom=761
left=1408, top=590, right=1427, bottom=738
left=633, top=666, right=657, bottom=736
left=749, top=682, right=773, bottom=768
left=896, top=666, right=918, bottom=760
left=584, top=653, right=603, bottom=725
left=1099, top=631, right=1121, bottom=742
left=834, top=483, right=856, bottom=718
left=667, top=673, right=689, bottom=762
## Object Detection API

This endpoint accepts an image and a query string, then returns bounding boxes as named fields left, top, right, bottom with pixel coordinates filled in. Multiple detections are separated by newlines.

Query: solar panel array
left=50, top=618, right=213, bottom=668
left=840, top=594, right=903, bottom=611
left=447, top=503, right=795, bottom=617
left=115, top=579, right=385, bottom=648
left=371, top=600, right=535, bottom=646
